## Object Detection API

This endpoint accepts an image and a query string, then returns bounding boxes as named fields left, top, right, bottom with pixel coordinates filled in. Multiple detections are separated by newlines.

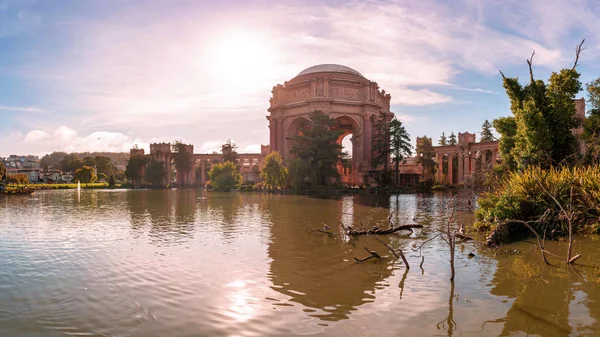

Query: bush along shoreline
left=475, top=165, right=600, bottom=245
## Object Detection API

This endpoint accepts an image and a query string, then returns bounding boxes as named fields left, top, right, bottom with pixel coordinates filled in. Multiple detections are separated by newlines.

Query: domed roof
left=296, top=64, right=364, bottom=78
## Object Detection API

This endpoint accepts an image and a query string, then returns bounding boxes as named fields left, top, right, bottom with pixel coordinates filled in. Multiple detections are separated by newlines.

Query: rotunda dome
left=296, top=64, right=364, bottom=78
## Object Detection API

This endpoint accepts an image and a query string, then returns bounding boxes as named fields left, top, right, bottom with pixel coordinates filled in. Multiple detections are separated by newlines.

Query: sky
left=1, top=0, right=600, bottom=157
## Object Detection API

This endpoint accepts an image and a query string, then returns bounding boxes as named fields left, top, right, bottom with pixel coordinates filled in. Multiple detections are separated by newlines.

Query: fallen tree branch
left=346, top=224, right=423, bottom=236
left=411, top=233, right=443, bottom=252
left=310, top=228, right=336, bottom=235
left=374, top=237, right=410, bottom=269
left=568, top=253, right=582, bottom=264
left=354, top=247, right=382, bottom=262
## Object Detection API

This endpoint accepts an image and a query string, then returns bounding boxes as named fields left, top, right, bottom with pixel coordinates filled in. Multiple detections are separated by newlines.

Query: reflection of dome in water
left=296, top=64, right=364, bottom=78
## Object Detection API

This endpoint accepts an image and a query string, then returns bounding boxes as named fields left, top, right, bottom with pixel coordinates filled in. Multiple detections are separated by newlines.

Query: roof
left=296, top=64, right=364, bottom=78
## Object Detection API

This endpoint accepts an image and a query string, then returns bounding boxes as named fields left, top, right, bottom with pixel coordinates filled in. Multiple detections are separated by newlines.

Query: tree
left=288, top=158, right=311, bottom=193
left=74, top=166, right=97, bottom=184
left=97, top=173, right=107, bottom=182
left=221, top=139, right=239, bottom=164
left=260, top=151, right=288, bottom=190
left=0, top=162, right=6, bottom=182
left=172, top=141, right=193, bottom=184
left=40, top=151, right=68, bottom=169
left=389, top=118, right=412, bottom=185
left=108, top=175, right=116, bottom=186
left=289, top=110, right=343, bottom=186
left=448, top=132, right=457, bottom=146
left=43, top=163, right=49, bottom=172
left=94, top=156, right=116, bottom=176
left=496, top=42, right=584, bottom=169
left=416, top=136, right=436, bottom=183
left=7, top=174, right=28, bottom=184
left=125, top=154, right=147, bottom=183
left=145, top=160, right=166, bottom=186
left=480, top=120, right=495, bottom=142
left=438, top=132, right=447, bottom=146
left=493, top=117, right=518, bottom=170
left=209, top=161, right=242, bottom=191
left=60, top=154, right=83, bottom=172
left=82, top=156, right=96, bottom=167
left=371, top=111, right=390, bottom=170
left=582, top=78, right=600, bottom=164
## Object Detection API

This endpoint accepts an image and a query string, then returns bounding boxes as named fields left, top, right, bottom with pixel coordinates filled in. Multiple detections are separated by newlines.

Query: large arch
left=267, top=64, right=394, bottom=185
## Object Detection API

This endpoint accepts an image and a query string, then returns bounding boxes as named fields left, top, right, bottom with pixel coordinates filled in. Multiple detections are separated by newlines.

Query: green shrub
left=476, top=165, right=600, bottom=234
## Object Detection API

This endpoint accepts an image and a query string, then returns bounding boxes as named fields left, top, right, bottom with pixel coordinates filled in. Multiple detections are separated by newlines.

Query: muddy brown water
left=1, top=189, right=599, bottom=336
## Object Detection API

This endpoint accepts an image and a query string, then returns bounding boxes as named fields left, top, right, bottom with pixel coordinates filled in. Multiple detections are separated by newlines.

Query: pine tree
left=480, top=120, right=495, bottom=142
left=448, top=132, right=457, bottom=145
left=371, top=111, right=390, bottom=170
left=390, top=118, right=412, bottom=185
left=416, top=137, right=436, bottom=183
left=438, top=132, right=447, bottom=146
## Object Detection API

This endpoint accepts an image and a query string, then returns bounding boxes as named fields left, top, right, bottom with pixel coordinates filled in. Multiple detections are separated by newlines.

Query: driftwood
left=374, top=237, right=410, bottom=269
left=354, top=247, right=382, bottom=262
left=344, top=224, right=423, bottom=236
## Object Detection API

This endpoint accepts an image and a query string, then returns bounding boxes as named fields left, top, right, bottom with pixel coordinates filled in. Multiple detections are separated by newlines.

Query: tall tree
left=125, top=154, right=147, bottom=184
left=221, top=139, right=239, bottom=164
left=390, top=118, right=412, bottom=185
left=94, top=156, right=116, bottom=176
left=371, top=111, right=390, bottom=171
left=40, top=151, right=68, bottom=169
left=145, top=160, right=167, bottom=186
left=60, top=154, right=83, bottom=172
left=172, top=141, right=192, bottom=177
left=448, top=132, right=457, bottom=146
left=480, top=120, right=495, bottom=142
left=289, top=110, right=343, bottom=186
left=82, top=156, right=96, bottom=167
left=416, top=136, right=436, bottom=183
left=497, top=41, right=584, bottom=169
left=582, top=78, right=600, bottom=164
left=260, top=151, right=288, bottom=190
left=438, top=132, right=447, bottom=146
left=74, top=166, right=97, bottom=184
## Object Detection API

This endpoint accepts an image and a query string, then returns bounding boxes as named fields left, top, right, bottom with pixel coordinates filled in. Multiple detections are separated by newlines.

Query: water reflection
left=267, top=195, right=396, bottom=321
left=4, top=190, right=600, bottom=336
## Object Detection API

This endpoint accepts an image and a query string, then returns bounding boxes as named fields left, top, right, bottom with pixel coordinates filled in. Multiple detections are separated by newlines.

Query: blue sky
left=1, top=0, right=600, bottom=156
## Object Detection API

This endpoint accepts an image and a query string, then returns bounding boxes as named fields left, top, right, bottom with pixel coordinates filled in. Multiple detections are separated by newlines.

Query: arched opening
left=333, top=116, right=360, bottom=185
left=339, top=133, right=353, bottom=184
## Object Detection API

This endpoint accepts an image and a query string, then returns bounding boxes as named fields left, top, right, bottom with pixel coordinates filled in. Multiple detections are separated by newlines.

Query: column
left=463, top=153, right=470, bottom=179
left=491, top=150, right=497, bottom=167
left=437, top=153, right=443, bottom=183
left=468, top=155, right=474, bottom=177
left=362, top=114, right=372, bottom=165
left=201, top=160, right=206, bottom=185
left=447, top=154, right=453, bottom=185
left=277, top=117, right=284, bottom=159
left=457, top=152, right=463, bottom=183
left=269, top=118, right=277, bottom=152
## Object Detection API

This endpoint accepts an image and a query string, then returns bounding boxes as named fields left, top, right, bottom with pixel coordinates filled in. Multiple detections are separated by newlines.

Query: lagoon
left=1, top=189, right=599, bottom=336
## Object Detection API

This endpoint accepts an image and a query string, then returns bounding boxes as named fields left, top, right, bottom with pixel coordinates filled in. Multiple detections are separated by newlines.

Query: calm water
left=2, top=190, right=600, bottom=337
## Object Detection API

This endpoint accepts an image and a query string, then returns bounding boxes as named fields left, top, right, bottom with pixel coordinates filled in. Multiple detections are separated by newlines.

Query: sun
left=207, top=30, right=276, bottom=90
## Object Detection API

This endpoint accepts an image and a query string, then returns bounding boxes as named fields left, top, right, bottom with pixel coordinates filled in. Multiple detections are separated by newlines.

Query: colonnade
left=435, top=147, right=498, bottom=185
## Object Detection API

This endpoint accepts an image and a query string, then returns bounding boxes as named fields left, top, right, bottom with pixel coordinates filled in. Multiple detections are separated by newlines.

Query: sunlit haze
left=1, top=0, right=599, bottom=156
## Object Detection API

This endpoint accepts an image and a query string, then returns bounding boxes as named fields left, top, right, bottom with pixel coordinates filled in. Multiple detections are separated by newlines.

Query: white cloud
left=23, top=130, right=50, bottom=143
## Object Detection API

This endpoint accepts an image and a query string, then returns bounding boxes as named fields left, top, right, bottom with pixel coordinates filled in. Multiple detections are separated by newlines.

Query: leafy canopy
left=209, top=161, right=242, bottom=191
left=289, top=110, right=343, bottom=186
left=496, top=42, right=584, bottom=169
left=260, top=151, right=288, bottom=190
